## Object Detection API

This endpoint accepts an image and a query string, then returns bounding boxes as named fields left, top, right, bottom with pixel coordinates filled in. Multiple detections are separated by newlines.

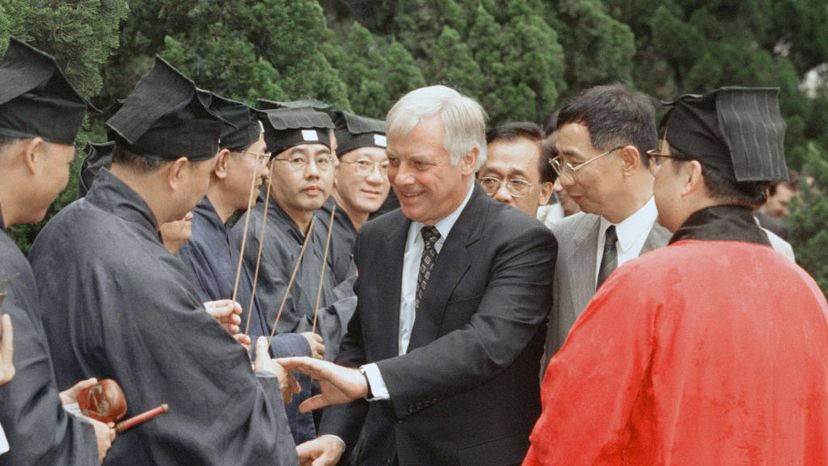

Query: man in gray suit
left=542, top=84, right=670, bottom=366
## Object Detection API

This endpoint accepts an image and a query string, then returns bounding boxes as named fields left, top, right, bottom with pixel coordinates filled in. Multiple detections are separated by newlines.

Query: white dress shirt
left=594, top=197, right=658, bottom=284
left=362, top=183, right=475, bottom=400
left=0, top=421, right=8, bottom=455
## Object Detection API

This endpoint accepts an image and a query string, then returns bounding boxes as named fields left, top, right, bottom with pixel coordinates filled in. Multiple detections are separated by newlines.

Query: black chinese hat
left=661, top=87, right=788, bottom=182
left=262, top=107, right=334, bottom=156
left=78, top=141, right=115, bottom=198
left=208, top=93, right=265, bottom=151
left=106, top=56, right=229, bottom=161
left=333, top=111, right=386, bottom=158
left=0, top=38, right=94, bottom=145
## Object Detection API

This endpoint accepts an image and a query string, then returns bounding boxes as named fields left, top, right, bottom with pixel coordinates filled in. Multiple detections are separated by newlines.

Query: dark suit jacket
left=319, top=185, right=557, bottom=466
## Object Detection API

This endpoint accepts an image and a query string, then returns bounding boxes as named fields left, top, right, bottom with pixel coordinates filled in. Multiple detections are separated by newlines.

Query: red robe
left=525, top=240, right=828, bottom=465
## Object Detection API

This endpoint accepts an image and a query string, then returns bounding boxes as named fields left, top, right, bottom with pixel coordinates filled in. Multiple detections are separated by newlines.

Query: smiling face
left=268, top=143, right=335, bottom=220
left=386, top=114, right=477, bottom=225
left=334, top=146, right=390, bottom=217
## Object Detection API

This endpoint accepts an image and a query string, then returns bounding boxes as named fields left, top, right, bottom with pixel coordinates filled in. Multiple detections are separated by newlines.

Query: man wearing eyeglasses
left=542, top=84, right=671, bottom=367
left=232, top=105, right=355, bottom=443
left=176, top=97, right=318, bottom=354
left=525, top=87, right=827, bottom=465
left=477, top=122, right=554, bottom=218
left=319, top=111, right=391, bottom=285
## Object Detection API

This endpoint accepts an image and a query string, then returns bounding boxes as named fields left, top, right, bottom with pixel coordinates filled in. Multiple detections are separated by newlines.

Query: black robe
left=317, top=198, right=357, bottom=285
left=0, top=211, right=97, bottom=465
left=176, top=196, right=315, bottom=444
left=177, top=197, right=312, bottom=358
left=231, top=196, right=356, bottom=360
left=28, top=170, right=297, bottom=466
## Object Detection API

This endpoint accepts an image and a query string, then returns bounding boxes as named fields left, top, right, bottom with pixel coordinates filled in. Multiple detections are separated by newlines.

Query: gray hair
left=386, top=85, right=488, bottom=169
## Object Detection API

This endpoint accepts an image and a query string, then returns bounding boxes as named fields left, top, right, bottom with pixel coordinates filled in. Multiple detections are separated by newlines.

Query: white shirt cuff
left=0, top=421, right=8, bottom=455
left=360, top=363, right=390, bottom=400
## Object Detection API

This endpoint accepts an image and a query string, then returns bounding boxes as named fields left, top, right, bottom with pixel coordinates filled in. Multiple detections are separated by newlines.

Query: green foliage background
left=1, top=0, right=827, bottom=293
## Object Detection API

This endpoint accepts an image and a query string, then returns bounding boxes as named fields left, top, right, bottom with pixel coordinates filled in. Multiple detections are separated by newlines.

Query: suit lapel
left=641, top=223, right=671, bottom=253
left=406, top=187, right=484, bottom=352
left=382, top=213, right=410, bottom=356
left=564, top=214, right=601, bottom=319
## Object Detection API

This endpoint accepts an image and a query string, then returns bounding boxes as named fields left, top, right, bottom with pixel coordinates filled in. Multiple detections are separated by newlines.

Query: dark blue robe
left=231, top=195, right=356, bottom=359
left=231, top=195, right=358, bottom=442
left=317, top=198, right=357, bottom=285
left=177, top=196, right=314, bottom=443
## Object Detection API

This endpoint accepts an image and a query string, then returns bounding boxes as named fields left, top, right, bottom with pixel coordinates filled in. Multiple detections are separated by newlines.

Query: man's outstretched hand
left=277, top=357, right=368, bottom=412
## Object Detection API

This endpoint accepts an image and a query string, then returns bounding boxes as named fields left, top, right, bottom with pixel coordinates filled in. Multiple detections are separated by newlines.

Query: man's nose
left=493, top=182, right=513, bottom=203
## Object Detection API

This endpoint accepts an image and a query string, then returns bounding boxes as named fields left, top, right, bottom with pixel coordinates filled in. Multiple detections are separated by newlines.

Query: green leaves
left=1, top=0, right=827, bottom=294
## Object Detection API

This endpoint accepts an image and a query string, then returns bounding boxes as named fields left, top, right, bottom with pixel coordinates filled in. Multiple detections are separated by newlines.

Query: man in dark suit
left=281, top=85, right=557, bottom=466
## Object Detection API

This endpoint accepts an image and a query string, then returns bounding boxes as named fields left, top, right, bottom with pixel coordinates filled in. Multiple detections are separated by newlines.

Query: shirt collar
left=410, top=181, right=475, bottom=242
left=599, top=197, right=658, bottom=253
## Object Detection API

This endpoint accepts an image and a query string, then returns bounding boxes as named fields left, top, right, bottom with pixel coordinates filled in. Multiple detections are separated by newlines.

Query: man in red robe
left=525, top=87, right=828, bottom=465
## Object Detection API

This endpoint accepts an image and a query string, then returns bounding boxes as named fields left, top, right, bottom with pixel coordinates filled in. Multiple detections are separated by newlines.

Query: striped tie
left=416, top=226, right=441, bottom=311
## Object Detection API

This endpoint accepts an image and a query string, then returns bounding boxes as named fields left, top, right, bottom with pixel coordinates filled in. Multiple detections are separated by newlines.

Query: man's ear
left=538, top=181, right=554, bottom=206
left=619, top=145, right=642, bottom=175
left=214, top=149, right=232, bottom=180
left=167, top=156, right=190, bottom=191
left=460, top=147, right=479, bottom=176
left=682, top=160, right=705, bottom=198
left=21, top=137, right=46, bottom=175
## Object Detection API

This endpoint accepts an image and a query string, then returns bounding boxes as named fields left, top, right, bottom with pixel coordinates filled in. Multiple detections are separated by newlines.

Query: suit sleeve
left=523, top=265, right=656, bottom=465
left=375, top=224, right=556, bottom=418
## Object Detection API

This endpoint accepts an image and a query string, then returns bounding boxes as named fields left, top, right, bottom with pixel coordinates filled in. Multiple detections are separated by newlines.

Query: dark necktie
left=416, top=226, right=441, bottom=311
left=596, top=225, right=618, bottom=289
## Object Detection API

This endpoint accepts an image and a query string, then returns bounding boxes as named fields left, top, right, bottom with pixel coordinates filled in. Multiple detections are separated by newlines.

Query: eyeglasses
left=645, top=149, right=688, bottom=174
left=235, top=150, right=271, bottom=165
left=271, top=154, right=335, bottom=171
left=479, top=176, right=540, bottom=198
left=549, top=145, right=625, bottom=181
left=339, top=159, right=390, bottom=176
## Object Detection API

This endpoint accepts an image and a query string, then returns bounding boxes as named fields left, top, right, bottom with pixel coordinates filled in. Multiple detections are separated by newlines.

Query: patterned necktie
left=416, top=226, right=441, bottom=311
left=596, top=225, right=618, bottom=289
